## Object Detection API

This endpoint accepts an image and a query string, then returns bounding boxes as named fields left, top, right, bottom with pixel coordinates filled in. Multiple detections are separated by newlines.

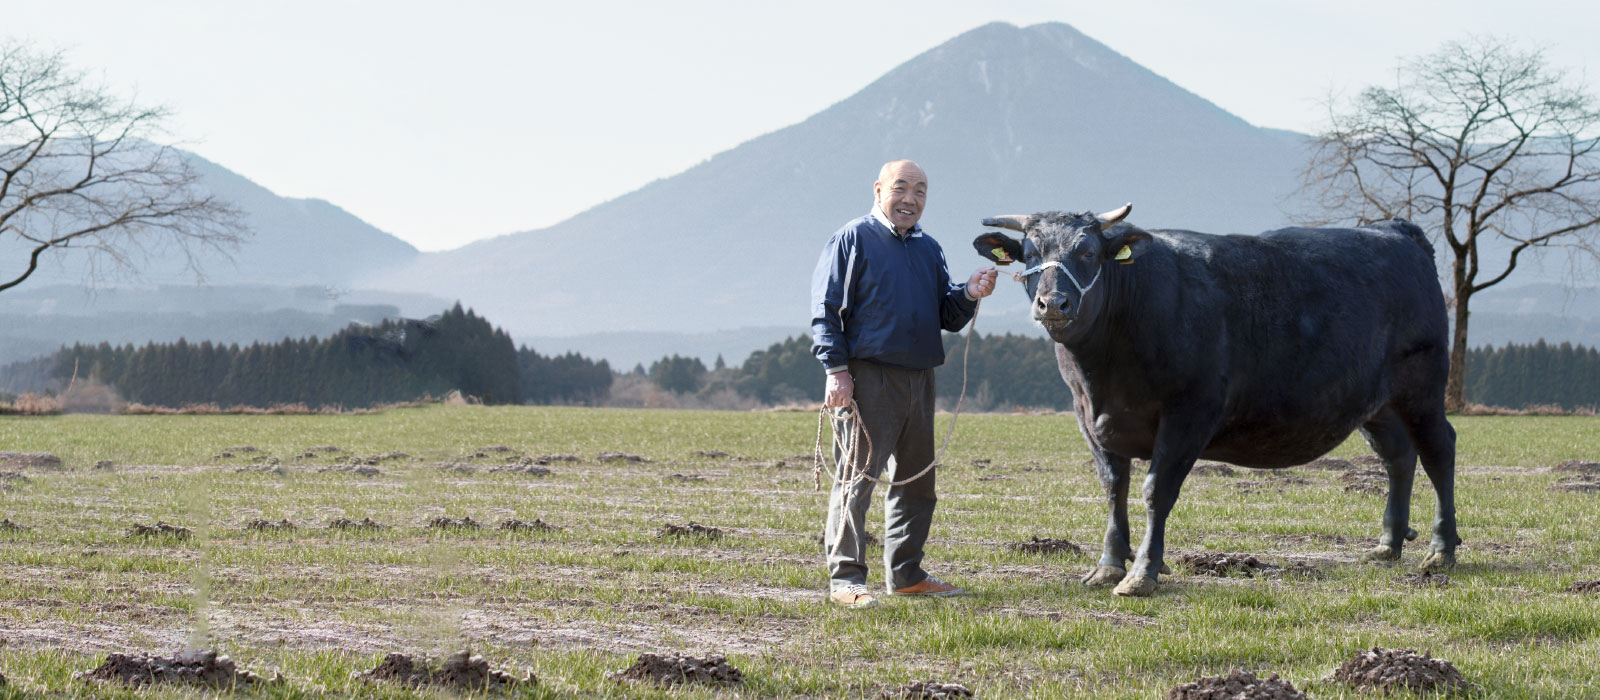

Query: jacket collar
left=871, top=204, right=923, bottom=238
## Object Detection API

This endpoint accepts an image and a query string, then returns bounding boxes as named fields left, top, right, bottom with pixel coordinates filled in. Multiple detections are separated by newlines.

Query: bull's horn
left=981, top=215, right=1030, bottom=232
left=1097, top=203, right=1133, bottom=227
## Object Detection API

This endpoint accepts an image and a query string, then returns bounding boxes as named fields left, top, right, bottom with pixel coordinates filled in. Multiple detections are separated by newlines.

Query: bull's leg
left=1357, top=409, right=1419, bottom=563
left=1114, top=418, right=1211, bottom=597
left=1406, top=409, right=1459, bottom=571
left=1082, top=452, right=1132, bottom=586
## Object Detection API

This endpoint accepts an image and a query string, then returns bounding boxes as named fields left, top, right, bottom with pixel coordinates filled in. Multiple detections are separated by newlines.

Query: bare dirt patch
left=0, top=518, right=27, bottom=532
left=498, top=518, right=559, bottom=533
left=1565, top=580, right=1600, bottom=594
left=1350, top=454, right=1384, bottom=467
left=1177, top=552, right=1278, bottom=578
left=426, top=516, right=481, bottom=530
left=1006, top=536, right=1083, bottom=556
left=598, top=451, right=650, bottom=463
left=659, top=522, right=722, bottom=539
left=93, top=460, right=116, bottom=470
left=245, top=519, right=296, bottom=533
left=668, top=473, right=705, bottom=483
left=1553, top=459, right=1600, bottom=475
left=534, top=454, right=581, bottom=464
left=1341, top=469, right=1387, bottom=495
left=126, top=522, right=192, bottom=540
left=1328, top=647, right=1469, bottom=695
left=1167, top=669, right=1307, bottom=699
left=1192, top=462, right=1236, bottom=477
left=0, top=451, right=61, bottom=469
left=0, top=471, right=29, bottom=485
left=609, top=653, right=741, bottom=687
left=234, top=464, right=287, bottom=475
left=883, top=679, right=975, bottom=699
left=692, top=450, right=731, bottom=459
left=354, top=650, right=534, bottom=692
left=328, top=517, right=385, bottom=531
left=76, top=649, right=273, bottom=688
left=1301, top=457, right=1356, bottom=471
left=435, top=462, right=477, bottom=474
left=1398, top=571, right=1452, bottom=588
left=489, top=464, right=553, bottom=476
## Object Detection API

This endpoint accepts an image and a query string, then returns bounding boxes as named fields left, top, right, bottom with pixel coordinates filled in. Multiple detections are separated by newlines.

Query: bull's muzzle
left=1033, top=291, right=1072, bottom=322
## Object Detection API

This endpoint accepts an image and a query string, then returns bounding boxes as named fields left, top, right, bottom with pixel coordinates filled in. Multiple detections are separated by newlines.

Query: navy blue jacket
left=811, top=213, right=977, bottom=371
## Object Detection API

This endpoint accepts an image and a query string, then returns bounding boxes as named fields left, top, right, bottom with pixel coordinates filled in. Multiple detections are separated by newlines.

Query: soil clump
left=1350, top=454, right=1384, bottom=467
left=489, top=464, right=552, bottom=476
left=0, top=518, right=27, bottom=532
left=693, top=450, right=731, bottom=458
left=668, top=473, right=705, bottom=482
left=598, top=451, right=649, bottom=463
left=1192, top=462, right=1236, bottom=477
left=610, top=653, right=741, bottom=687
left=1553, top=459, right=1600, bottom=475
left=1328, top=647, right=1468, bottom=694
left=94, top=460, right=116, bottom=470
left=1177, top=552, right=1277, bottom=577
left=426, top=516, right=481, bottom=530
left=534, top=454, right=580, bottom=464
left=498, top=518, right=559, bottom=532
left=1341, top=469, right=1388, bottom=495
left=127, top=521, right=192, bottom=540
left=434, top=462, right=477, bottom=474
left=1398, top=571, right=1451, bottom=588
left=1007, top=536, right=1083, bottom=556
left=0, top=451, right=61, bottom=469
left=328, top=517, right=385, bottom=531
left=354, top=651, right=534, bottom=692
left=883, top=679, right=975, bottom=699
left=319, top=465, right=381, bottom=477
left=659, top=521, right=722, bottom=539
left=77, top=649, right=271, bottom=688
left=0, top=471, right=29, bottom=484
left=1167, top=669, right=1307, bottom=699
left=1565, top=579, right=1600, bottom=593
left=245, top=519, right=296, bottom=532
left=971, top=458, right=992, bottom=468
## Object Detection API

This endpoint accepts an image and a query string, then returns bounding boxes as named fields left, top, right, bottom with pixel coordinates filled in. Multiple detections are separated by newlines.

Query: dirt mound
left=0, top=451, right=61, bottom=469
left=0, top=518, right=27, bottom=532
left=1328, top=647, right=1468, bottom=694
left=1177, top=552, right=1277, bottom=577
left=127, top=522, right=192, bottom=540
left=1351, top=454, right=1384, bottom=467
left=498, top=518, right=559, bottom=533
left=488, top=464, right=552, bottom=476
left=319, top=465, right=381, bottom=477
left=883, top=680, right=975, bottom=699
left=1398, top=571, right=1451, bottom=588
left=1565, top=580, right=1600, bottom=593
left=1553, top=459, right=1600, bottom=475
left=77, top=650, right=271, bottom=688
left=1168, top=669, right=1307, bottom=699
left=1192, top=462, right=1236, bottom=477
left=328, top=517, right=385, bottom=531
left=1341, top=469, right=1387, bottom=495
left=668, top=473, right=705, bottom=482
left=1302, top=457, right=1355, bottom=471
left=535, top=454, right=581, bottom=464
left=0, top=471, right=29, bottom=484
left=598, top=451, right=649, bottom=463
left=245, top=519, right=296, bottom=532
left=971, top=458, right=992, bottom=468
left=610, top=653, right=741, bottom=687
left=426, top=516, right=481, bottom=530
left=693, top=450, right=731, bottom=458
left=658, top=521, right=722, bottom=539
left=434, top=462, right=477, bottom=474
left=305, top=445, right=343, bottom=453
left=94, top=460, right=116, bottom=470
left=1007, top=536, right=1083, bottom=556
left=354, top=651, right=534, bottom=691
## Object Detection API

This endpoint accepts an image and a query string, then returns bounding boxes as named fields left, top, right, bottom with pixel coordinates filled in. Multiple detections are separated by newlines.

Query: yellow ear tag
left=991, top=247, right=1014, bottom=264
left=1115, top=245, right=1133, bottom=264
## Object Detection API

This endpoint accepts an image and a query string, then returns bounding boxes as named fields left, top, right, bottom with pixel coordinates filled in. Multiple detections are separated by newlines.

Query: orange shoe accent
left=889, top=575, right=964, bottom=597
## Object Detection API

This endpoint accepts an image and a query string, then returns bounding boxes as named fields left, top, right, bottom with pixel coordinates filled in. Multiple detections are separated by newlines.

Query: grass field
left=2, top=406, right=1599, bottom=698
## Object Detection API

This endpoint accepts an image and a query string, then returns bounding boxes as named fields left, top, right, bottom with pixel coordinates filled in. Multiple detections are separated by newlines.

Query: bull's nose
left=1033, top=292, right=1071, bottom=318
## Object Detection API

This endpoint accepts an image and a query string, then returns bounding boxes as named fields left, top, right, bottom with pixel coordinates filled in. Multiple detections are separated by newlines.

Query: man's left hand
left=966, top=267, right=998, bottom=299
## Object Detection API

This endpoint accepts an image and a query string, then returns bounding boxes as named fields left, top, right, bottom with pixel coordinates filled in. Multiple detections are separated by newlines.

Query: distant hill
left=358, top=21, right=1314, bottom=337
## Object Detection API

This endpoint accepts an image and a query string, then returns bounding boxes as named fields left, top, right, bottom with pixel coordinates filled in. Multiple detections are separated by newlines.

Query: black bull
left=973, top=205, right=1458, bottom=597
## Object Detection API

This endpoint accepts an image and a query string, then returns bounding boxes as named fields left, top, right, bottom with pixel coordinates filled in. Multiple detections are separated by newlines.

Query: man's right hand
left=825, top=371, right=854, bottom=408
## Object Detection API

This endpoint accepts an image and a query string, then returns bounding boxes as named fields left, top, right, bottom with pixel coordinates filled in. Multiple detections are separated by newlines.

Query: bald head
left=874, top=160, right=927, bottom=233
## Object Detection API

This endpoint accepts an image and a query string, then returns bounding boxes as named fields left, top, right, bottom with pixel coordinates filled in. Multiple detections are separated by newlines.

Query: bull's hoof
left=1419, top=549, right=1457, bottom=572
left=1361, top=544, right=1401, bottom=563
left=1081, top=565, right=1126, bottom=586
left=1113, top=574, right=1158, bottom=597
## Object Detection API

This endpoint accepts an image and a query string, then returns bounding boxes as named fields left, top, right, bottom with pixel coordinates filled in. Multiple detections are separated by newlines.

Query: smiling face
left=873, top=160, right=927, bottom=232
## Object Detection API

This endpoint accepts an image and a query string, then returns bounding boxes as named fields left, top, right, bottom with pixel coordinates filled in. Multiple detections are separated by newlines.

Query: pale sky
left=11, top=1, right=1599, bottom=251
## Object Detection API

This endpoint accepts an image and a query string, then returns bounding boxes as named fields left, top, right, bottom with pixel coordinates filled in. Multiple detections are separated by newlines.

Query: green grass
left=1, top=406, right=1599, bottom=698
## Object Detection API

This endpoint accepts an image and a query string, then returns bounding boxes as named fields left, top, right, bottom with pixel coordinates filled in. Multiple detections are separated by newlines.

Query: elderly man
left=810, top=159, right=998, bottom=609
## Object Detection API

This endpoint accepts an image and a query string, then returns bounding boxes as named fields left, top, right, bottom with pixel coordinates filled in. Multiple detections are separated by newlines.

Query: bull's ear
left=972, top=232, right=1024, bottom=265
left=1105, top=230, right=1152, bottom=265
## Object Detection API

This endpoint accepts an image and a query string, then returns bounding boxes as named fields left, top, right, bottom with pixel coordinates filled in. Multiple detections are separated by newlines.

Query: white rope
left=1010, top=260, right=1100, bottom=295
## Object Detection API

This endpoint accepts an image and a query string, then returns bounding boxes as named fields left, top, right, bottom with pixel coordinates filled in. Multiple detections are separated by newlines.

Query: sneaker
left=829, top=584, right=879, bottom=609
left=889, top=575, right=964, bottom=597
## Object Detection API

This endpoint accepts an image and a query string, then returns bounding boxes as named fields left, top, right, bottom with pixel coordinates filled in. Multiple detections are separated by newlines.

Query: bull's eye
left=1080, top=251, right=1094, bottom=262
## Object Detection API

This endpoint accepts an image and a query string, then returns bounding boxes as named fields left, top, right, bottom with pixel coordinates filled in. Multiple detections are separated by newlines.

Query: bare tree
left=1302, top=36, right=1600, bottom=411
left=1, top=41, right=244, bottom=294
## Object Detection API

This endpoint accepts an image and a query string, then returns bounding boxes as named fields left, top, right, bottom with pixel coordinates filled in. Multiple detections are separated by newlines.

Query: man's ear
left=972, top=232, right=1024, bottom=265
left=1104, top=230, right=1152, bottom=265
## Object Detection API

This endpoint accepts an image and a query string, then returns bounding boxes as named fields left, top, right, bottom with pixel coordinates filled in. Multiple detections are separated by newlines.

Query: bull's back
left=1172, top=224, right=1445, bottom=466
